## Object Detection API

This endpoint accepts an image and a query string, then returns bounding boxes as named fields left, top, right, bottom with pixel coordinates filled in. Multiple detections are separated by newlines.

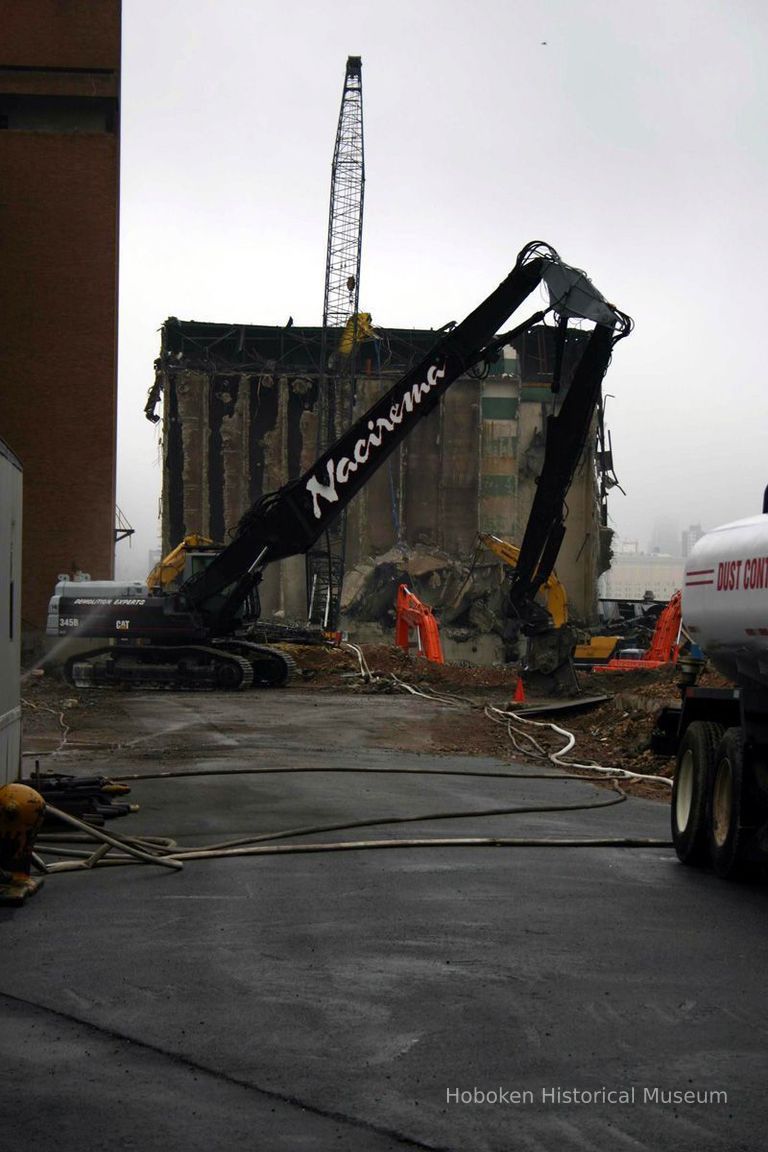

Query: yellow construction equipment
left=572, top=634, right=620, bottom=664
left=478, top=532, right=623, bottom=668
left=478, top=533, right=569, bottom=628
left=337, top=312, right=377, bottom=357
left=147, top=534, right=219, bottom=592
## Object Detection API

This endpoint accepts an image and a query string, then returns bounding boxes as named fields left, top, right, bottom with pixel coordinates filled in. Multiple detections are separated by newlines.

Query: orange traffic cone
left=513, top=675, right=526, bottom=705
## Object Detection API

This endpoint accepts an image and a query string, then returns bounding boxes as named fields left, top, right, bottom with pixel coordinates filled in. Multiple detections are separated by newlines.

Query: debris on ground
left=21, top=644, right=732, bottom=803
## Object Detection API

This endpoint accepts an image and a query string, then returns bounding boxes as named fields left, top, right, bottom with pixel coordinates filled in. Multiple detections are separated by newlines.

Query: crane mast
left=307, top=55, right=365, bottom=630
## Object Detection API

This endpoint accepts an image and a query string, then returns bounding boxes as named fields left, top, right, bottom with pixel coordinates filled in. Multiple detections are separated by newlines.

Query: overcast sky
left=115, top=0, right=768, bottom=579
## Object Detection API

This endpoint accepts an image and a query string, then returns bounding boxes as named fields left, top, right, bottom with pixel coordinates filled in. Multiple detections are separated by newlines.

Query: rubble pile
left=341, top=544, right=508, bottom=637
left=289, top=641, right=516, bottom=692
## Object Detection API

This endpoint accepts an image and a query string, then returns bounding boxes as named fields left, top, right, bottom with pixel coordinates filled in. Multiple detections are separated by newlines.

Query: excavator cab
left=147, top=534, right=222, bottom=592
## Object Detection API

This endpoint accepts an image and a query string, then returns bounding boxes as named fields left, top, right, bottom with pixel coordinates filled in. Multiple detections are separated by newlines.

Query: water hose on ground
left=29, top=649, right=673, bottom=877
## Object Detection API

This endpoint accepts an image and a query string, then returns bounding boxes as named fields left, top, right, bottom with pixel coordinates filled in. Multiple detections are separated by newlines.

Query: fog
left=115, top=0, right=768, bottom=580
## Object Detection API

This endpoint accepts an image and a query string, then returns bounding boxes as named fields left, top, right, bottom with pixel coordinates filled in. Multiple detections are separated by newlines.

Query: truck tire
left=672, top=721, right=723, bottom=865
left=708, top=728, right=750, bottom=880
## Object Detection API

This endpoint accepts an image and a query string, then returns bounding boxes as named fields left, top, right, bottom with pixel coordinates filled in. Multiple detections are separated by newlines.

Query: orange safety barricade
left=395, top=584, right=445, bottom=664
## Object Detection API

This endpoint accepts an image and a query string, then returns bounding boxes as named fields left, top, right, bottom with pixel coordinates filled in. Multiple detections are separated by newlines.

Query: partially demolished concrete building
left=148, top=319, right=612, bottom=659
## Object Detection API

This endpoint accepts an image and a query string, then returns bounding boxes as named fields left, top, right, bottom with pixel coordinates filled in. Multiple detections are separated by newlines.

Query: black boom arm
left=178, top=242, right=629, bottom=627
left=507, top=322, right=616, bottom=631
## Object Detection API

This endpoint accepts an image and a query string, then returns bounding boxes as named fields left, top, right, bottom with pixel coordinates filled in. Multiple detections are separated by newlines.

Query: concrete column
left=478, top=362, right=521, bottom=540
left=175, top=372, right=211, bottom=540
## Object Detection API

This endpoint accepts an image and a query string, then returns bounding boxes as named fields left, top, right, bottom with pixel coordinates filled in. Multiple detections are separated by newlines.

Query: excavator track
left=213, top=639, right=297, bottom=687
left=66, top=645, right=255, bottom=691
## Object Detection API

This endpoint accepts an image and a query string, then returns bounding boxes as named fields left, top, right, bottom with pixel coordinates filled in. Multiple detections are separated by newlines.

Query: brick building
left=0, top=0, right=121, bottom=634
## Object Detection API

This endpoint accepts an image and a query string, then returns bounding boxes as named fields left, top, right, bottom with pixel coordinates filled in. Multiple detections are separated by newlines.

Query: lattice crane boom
left=308, top=55, right=366, bottom=629
left=322, top=55, right=365, bottom=334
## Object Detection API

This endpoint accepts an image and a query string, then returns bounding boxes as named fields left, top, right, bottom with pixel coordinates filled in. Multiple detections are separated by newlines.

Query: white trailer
left=0, top=439, right=22, bottom=786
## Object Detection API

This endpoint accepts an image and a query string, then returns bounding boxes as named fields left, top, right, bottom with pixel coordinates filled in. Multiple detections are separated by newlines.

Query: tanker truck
left=654, top=502, right=768, bottom=879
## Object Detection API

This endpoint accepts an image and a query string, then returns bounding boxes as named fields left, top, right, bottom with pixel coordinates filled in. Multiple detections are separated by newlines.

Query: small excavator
left=595, top=590, right=682, bottom=672
left=395, top=585, right=445, bottom=664
left=47, top=241, right=631, bottom=690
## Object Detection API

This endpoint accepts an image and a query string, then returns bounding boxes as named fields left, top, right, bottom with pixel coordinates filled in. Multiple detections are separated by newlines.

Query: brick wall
left=0, top=0, right=120, bottom=69
left=0, top=1, right=121, bottom=631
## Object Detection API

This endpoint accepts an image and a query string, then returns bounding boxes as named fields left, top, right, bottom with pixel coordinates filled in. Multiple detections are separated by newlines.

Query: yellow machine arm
left=337, top=312, right=378, bottom=356
left=478, top=533, right=569, bottom=629
left=147, top=534, right=218, bottom=592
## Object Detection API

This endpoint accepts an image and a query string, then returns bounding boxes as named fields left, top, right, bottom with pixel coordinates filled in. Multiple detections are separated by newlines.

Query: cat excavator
left=47, top=241, right=631, bottom=690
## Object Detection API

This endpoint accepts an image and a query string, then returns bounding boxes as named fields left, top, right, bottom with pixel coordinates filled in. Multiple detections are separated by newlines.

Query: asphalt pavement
left=2, top=691, right=766, bottom=1152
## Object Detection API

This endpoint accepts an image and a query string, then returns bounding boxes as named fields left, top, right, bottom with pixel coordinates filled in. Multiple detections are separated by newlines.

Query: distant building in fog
left=600, top=551, right=683, bottom=601
left=649, top=516, right=680, bottom=558
left=681, top=523, right=704, bottom=559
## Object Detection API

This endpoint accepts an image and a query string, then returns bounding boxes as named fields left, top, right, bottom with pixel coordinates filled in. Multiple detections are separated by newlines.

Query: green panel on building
left=481, top=397, right=519, bottom=420
left=521, top=386, right=553, bottom=403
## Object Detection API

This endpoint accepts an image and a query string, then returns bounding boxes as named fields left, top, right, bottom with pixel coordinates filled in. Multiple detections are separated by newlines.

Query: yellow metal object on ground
left=0, top=783, right=45, bottom=905
left=573, top=635, right=620, bottom=663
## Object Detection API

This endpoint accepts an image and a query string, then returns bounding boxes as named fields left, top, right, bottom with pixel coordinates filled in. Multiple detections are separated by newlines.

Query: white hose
left=485, top=705, right=672, bottom=788
left=341, top=640, right=374, bottom=682
left=341, top=647, right=669, bottom=787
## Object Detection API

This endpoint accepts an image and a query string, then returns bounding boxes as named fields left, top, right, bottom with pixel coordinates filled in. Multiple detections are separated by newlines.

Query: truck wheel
left=708, top=728, right=750, bottom=880
left=672, top=721, right=723, bottom=865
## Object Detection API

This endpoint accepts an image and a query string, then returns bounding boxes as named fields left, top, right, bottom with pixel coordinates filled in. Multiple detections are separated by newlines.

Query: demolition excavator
left=48, top=241, right=632, bottom=690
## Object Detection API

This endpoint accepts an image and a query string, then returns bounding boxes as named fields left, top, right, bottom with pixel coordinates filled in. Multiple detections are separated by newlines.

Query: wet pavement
left=2, top=691, right=766, bottom=1151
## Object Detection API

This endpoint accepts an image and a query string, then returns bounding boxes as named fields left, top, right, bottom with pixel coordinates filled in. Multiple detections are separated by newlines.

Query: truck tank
left=683, top=513, right=768, bottom=690
left=660, top=511, right=768, bottom=879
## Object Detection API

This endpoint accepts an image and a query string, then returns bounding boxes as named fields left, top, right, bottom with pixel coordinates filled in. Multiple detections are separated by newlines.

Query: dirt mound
left=283, top=643, right=733, bottom=796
